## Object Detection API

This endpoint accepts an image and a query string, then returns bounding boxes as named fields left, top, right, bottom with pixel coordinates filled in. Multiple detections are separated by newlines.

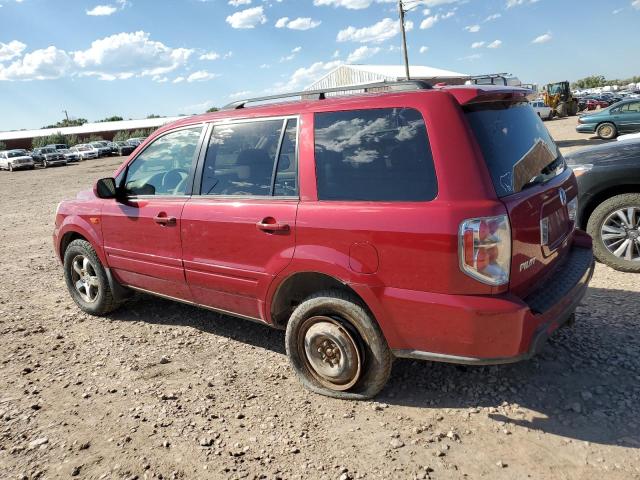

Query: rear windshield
left=465, top=102, right=564, bottom=197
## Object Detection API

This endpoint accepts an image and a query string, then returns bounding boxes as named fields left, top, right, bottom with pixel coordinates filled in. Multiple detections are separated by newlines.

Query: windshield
left=7, top=151, right=23, bottom=158
left=465, top=102, right=564, bottom=197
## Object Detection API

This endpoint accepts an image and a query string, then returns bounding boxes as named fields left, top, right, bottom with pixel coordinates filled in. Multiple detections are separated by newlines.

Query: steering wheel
left=161, top=168, right=188, bottom=194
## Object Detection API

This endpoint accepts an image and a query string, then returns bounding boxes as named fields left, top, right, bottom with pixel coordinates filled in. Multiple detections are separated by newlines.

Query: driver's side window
left=124, top=126, right=202, bottom=196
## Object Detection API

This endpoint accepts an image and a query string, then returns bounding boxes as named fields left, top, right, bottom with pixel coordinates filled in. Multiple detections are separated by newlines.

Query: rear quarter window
left=314, top=108, right=437, bottom=201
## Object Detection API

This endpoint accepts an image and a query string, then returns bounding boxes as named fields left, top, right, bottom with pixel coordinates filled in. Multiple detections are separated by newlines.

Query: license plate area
left=541, top=206, right=570, bottom=256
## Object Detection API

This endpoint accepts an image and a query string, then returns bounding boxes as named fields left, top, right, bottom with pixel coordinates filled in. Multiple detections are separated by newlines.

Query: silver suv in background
left=0, top=150, right=35, bottom=171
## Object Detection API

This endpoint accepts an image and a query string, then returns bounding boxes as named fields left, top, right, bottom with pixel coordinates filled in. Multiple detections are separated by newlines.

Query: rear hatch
left=464, top=100, right=577, bottom=299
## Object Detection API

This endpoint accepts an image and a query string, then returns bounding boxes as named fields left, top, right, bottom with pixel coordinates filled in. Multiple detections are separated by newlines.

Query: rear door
left=617, top=101, right=640, bottom=133
left=101, top=125, right=205, bottom=300
left=465, top=101, right=577, bottom=298
left=181, top=117, right=299, bottom=320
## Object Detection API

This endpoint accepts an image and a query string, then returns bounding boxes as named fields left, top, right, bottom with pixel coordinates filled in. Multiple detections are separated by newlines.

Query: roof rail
left=222, top=80, right=432, bottom=110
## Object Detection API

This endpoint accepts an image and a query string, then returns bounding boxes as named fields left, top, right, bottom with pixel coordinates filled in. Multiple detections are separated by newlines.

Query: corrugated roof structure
left=306, top=64, right=470, bottom=91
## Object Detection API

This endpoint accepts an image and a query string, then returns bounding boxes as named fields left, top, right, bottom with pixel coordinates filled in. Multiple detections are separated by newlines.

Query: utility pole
left=62, top=109, right=69, bottom=121
left=398, top=0, right=410, bottom=80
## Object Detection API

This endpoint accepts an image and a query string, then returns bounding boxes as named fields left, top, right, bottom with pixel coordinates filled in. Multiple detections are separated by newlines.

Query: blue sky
left=0, top=0, right=638, bottom=131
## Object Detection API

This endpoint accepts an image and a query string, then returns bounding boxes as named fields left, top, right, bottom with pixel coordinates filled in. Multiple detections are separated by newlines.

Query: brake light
left=459, top=215, right=511, bottom=286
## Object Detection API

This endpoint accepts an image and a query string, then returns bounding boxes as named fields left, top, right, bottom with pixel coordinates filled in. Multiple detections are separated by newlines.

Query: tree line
left=571, top=75, right=640, bottom=90
left=29, top=129, right=155, bottom=149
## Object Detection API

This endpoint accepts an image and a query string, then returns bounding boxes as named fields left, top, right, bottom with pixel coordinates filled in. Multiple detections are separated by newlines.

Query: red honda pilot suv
left=54, top=82, right=595, bottom=399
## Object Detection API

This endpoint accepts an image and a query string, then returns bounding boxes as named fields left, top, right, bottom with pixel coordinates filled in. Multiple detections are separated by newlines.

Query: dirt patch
left=1, top=146, right=639, bottom=479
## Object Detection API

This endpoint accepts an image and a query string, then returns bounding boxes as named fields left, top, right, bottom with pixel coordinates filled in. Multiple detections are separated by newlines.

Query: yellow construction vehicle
left=543, top=81, right=579, bottom=118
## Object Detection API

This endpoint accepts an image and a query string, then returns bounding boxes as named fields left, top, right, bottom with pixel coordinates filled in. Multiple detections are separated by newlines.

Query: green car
left=576, top=98, right=640, bottom=139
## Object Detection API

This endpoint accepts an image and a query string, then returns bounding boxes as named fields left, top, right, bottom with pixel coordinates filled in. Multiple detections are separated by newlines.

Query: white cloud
left=313, top=0, right=395, bottom=9
left=459, top=53, right=482, bottom=61
left=275, top=16, right=289, bottom=28
left=173, top=76, right=185, bottom=83
left=292, top=46, right=302, bottom=53
left=0, top=40, right=26, bottom=62
left=229, top=90, right=252, bottom=98
left=487, top=39, right=502, bottom=48
left=86, top=5, right=117, bottom=16
left=73, top=31, right=193, bottom=79
left=199, top=50, right=232, bottom=61
left=532, top=32, right=552, bottom=44
left=228, top=0, right=251, bottom=5
left=420, top=15, right=439, bottom=29
left=337, top=18, right=412, bottom=43
left=279, top=46, right=302, bottom=62
left=187, top=70, right=219, bottom=82
left=419, top=46, right=429, bottom=54
left=226, top=6, right=266, bottom=29
left=276, top=17, right=321, bottom=30
left=506, top=0, right=540, bottom=7
left=485, top=13, right=501, bottom=21
left=0, top=46, right=72, bottom=81
left=346, top=45, right=381, bottom=62
left=464, top=24, right=480, bottom=32
left=471, top=41, right=485, bottom=49
left=632, top=0, right=640, bottom=9
left=287, top=17, right=322, bottom=30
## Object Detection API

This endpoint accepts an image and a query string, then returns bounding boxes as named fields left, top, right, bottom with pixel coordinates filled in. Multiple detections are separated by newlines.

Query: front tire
left=285, top=290, right=392, bottom=399
left=587, top=193, right=640, bottom=273
left=8, top=163, right=13, bottom=172
left=63, top=239, right=122, bottom=315
left=596, top=122, right=617, bottom=140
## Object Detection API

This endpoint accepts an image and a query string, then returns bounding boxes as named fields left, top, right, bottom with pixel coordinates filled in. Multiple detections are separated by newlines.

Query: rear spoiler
left=442, top=86, right=532, bottom=105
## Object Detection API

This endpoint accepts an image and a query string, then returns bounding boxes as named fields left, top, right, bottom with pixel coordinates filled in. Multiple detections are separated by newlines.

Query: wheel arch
left=579, top=184, right=640, bottom=230
left=56, top=219, right=106, bottom=266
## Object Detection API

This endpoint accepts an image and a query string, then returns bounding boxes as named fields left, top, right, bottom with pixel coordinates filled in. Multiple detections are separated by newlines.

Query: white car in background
left=71, top=144, right=99, bottom=160
left=0, top=150, right=35, bottom=171
left=617, top=132, right=640, bottom=142
left=530, top=100, right=553, bottom=120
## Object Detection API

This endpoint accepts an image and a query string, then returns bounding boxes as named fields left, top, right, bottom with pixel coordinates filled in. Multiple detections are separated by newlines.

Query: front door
left=102, top=125, right=205, bottom=300
left=617, top=101, right=640, bottom=134
left=181, top=117, right=299, bottom=320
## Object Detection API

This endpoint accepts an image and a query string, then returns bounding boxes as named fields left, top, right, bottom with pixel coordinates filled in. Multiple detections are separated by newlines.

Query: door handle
left=154, top=214, right=177, bottom=226
left=256, top=218, right=289, bottom=233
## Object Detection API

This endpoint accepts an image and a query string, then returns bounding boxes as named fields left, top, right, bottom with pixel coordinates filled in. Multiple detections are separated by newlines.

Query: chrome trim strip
left=125, top=285, right=268, bottom=325
left=392, top=349, right=526, bottom=366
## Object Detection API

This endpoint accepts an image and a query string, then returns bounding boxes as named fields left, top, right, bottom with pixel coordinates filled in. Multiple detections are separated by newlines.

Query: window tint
left=621, top=102, right=640, bottom=112
left=201, top=118, right=298, bottom=196
left=465, top=102, right=562, bottom=197
left=124, top=126, right=202, bottom=196
left=314, top=108, right=437, bottom=201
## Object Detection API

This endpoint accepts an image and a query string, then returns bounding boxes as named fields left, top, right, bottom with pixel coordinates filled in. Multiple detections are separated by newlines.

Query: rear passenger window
left=314, top=108, right=437, bottom=201
left=201, top=118, right=298, bottom=196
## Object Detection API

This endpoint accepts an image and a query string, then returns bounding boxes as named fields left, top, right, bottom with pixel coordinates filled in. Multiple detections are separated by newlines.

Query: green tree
left=0, top=141, right=6, bottom=151
left=206, top=107, right=219, bottom=113
left=98, top=116, right=124, bottom=122
left=146, top=114, right=162, bottom=119
left=42, top=118, right=88, bottom=129
left=113, top=131, right=130, bottom=142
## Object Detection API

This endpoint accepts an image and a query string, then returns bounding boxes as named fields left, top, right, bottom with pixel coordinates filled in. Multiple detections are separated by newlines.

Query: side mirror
left=95, top=177, right=117, bottom=199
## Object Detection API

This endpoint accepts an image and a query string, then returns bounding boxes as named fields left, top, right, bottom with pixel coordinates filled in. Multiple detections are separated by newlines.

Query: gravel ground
left=1, top=121, right=639, bottom=480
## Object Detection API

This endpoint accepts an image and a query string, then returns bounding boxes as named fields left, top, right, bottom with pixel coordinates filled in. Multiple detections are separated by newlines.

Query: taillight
left=459, top=215, right=511, bottom=286
left=567, top=196, right=578, bottom=223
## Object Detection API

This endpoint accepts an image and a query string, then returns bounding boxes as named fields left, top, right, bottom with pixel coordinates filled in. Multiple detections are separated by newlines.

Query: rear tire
left=285, top=290, right=392, bottom=399
left=596, top=122, right=617, bottom=140
left=587, top=193, right=640, bottom=273
left=8, top=163, right=13, bottom=172
left=63, top=239, right=123, bottom=315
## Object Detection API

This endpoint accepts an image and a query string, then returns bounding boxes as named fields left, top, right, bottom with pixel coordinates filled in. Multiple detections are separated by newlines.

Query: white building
left=306, top=64, right=470, bottom=91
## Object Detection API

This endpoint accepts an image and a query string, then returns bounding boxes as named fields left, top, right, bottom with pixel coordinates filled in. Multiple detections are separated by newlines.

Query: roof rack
left=222, top=80, right=432, bottom=110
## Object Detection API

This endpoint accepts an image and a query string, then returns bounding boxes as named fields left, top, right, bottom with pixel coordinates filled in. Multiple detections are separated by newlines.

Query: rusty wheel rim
left=298, top=315, right=362, bottom=391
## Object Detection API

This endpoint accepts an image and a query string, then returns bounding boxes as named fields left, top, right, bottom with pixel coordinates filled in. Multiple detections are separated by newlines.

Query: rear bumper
left=387, top=232, right=595, bottom=364
left=576, top=123, right=597, bottom=134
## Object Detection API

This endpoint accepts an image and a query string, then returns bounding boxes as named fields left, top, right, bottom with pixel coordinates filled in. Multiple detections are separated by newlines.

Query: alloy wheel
left=70, top=255, right=100, bottom=303
left=601, top=207, right=640, bottom=262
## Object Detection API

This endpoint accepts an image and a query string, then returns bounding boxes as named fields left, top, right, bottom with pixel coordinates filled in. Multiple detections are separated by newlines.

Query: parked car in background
left=59, top=148, right=81, bottom=163
left=53, top=82, right=594, bottom=399
left=114, top=141, right=136, bottom=156
left=530, top=100, right=553, bottom=120
left=106, top=142, right=120, bottom=155
left=126, top=137, right=145, bottom=147
left=576, top=99, right=640, bottom=139
left=566, top=140, right=640, bottom=272
left=46, top=143, right=69, bottom=151
left=581, top=97, right=609, bottom=109
left=0, top=150, right=35, bottom=171
left=71, top=144, right=99, bottom=160
left=89, top=142, right=112, bottom=157
left=31, top=147, right=67, bottom=168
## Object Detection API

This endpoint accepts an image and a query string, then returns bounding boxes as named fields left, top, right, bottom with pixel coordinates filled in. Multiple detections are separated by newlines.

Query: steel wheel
left=297, top=315, right=363, bottom=391
left=70, top=254, right=100, bottom=303
left=601, top=207, right=640, bottom=262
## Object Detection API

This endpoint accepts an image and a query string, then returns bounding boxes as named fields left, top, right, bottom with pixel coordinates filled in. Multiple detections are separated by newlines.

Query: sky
left=0, top=0, right=638, bottom=131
